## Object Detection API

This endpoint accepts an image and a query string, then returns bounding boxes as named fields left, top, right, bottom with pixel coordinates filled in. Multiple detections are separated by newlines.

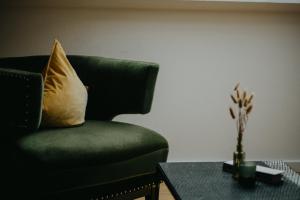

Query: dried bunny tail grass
left=236, top=89, right=240, bottom=99
left=243, top=98, right=248, bottom=107
left=229, top=107, right=236, bottom=119
left=248, top=93, right=254, bottom=103
left=243, top=91, right=247, bottom=100
left=234, top=82, right=240, bottom=91
left=246, top=105, right=253, bottom=115
left=238, top=99, right=243, bottom=108
left=230, top=94, right=238, bottom=104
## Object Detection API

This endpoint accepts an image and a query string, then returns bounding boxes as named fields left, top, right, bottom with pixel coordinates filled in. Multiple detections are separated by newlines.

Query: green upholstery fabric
left=13, top=121, right=168, bottom=197
left=0, top=56, right=159, bottom=120
left=17, top=148, right=168, bottom=197
left=0, top=68, right=43, bottom=132
left=16, top=120, right=168, bottom=168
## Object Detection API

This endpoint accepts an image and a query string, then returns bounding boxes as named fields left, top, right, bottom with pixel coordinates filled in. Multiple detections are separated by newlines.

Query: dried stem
left=229, top=83, right=254, bottom=153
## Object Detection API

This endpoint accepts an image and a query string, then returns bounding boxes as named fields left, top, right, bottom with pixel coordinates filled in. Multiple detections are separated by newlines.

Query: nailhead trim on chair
left=0, top=71, right=32, bottom=129
left=24, top=77, right=31, bottom=129
left=90, top=182, right=159, bottom=200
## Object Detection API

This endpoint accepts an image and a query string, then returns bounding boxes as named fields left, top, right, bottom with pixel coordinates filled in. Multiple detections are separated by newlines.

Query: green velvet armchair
left=0, top=56, right=168, bottom=200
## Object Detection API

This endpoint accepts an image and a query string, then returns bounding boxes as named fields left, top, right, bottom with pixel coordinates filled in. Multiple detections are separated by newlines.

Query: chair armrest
left=0, top=68, right=43, bottom=132
left=68, top=56, right=159, bottom=120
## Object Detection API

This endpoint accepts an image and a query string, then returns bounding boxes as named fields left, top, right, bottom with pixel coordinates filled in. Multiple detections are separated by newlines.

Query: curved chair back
left=0, top=55, right=159, bottom=120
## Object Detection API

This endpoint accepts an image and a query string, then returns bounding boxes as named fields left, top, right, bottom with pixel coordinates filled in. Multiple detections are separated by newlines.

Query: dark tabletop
left=158, top=162, right=300, bottom=200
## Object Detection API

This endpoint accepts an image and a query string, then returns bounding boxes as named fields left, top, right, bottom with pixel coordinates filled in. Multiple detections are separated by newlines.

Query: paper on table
left=224, top=160, right=284, bottom=175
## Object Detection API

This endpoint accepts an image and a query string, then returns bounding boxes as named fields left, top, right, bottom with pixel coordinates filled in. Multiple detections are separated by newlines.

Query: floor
left=156, top=183, right=174, bottom=200
left=136, top=183, right=174, bottom=200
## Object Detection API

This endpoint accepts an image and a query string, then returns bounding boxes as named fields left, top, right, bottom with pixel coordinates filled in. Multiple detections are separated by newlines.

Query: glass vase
left=233, top=150, right=245, bottom=179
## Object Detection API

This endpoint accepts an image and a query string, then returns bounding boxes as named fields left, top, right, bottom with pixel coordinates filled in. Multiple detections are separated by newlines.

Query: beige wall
left=1, top=7, right=300, bottom=161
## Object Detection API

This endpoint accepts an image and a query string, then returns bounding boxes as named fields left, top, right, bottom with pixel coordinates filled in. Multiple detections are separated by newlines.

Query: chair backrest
left=0, top=55, right=159, bottom=121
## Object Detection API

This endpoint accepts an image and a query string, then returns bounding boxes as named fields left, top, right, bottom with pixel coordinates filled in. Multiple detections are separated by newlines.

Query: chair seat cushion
left=17, top=120, right=168, bottom=168
left=12, top=120, right=168, bottom=195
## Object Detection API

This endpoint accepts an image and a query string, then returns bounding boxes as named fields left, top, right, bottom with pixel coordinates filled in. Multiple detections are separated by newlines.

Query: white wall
left=1, top=7, right=300, bottom=162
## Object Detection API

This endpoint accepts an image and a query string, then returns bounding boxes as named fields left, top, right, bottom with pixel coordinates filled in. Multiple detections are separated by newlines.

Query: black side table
left=158, top=161, right=300, bottom=200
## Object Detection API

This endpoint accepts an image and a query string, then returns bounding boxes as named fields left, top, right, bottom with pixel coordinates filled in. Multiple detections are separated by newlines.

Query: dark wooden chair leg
left=153, top=183, right=160, bottom=200
left=145, top=183, right=160, bottom=200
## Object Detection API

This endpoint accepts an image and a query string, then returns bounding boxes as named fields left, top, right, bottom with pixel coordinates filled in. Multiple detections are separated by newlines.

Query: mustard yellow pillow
left=41, top=40, right=88, bottom=127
